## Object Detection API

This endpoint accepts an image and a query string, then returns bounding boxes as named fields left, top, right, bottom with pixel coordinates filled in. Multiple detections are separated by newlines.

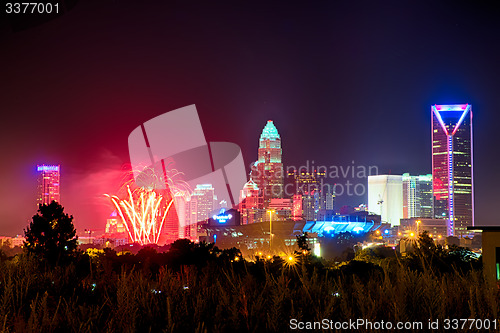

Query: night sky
left=1, top=0, right=499, bottom=236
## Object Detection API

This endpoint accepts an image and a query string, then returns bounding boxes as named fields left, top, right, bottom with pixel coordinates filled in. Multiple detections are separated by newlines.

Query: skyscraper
left=292, top=194, right=303, bottom=221
left=402, top=173, right=433, bottom=219
left=239, top=180, right=265, bottom=225
left=250, top=120, right=284, bottom=206
left=417, top=174, right=434, bottom=218
left=432, top=104, right=473, bottom=236
left=322, top=186, right=336, bottom=220
left=368, top=175, right=403, bottom=226
left=288, top=169, right=328, bottom=221
left=176, top=184, right=217, bottom=241
left=36, top=165, right=60, bottom=207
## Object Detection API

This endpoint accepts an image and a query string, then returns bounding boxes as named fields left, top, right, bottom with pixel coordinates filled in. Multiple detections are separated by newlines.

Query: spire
left=260, top=120, right=280, bottom=140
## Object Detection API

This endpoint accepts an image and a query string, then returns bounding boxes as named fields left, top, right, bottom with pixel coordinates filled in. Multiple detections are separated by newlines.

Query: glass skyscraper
left=431, top=104, right=473, bottom=236
left=402, top=173, right=433, bottom=219
left=36, top=164, right=60, bottom=207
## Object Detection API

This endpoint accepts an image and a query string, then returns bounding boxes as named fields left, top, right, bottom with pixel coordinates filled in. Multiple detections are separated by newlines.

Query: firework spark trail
left=118, top=163, right=192, bottom=199
left=106, top=186, right=174, bottom=245
left=105, top=164, right=192, bottom=245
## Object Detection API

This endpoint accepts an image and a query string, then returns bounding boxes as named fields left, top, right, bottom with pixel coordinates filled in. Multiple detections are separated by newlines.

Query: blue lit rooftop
left=37, top=165, right=60, bottom=172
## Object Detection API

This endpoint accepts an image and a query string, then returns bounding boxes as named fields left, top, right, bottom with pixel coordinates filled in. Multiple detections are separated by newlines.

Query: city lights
left=283, top=253, right=298, bottom=268
left=212, top=208, right=233, bottom=224
left=2, top=2, right=497, bottom=331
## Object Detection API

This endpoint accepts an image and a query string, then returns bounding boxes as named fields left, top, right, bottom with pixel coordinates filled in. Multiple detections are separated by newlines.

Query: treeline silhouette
left=0, top=202, right=493, bottom=332
left=0, top=237, right=493, bottom=332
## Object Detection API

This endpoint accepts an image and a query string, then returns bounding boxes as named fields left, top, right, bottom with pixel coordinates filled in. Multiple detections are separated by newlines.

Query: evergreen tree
left=296, top=232, right=311, bottom=253
left=24, top=201, right=78, bottom=265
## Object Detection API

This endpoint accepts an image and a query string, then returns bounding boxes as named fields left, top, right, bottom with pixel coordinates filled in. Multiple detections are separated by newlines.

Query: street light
left=268, top=210, right=275, bottom=250
left=416, top=220, right=421, bottom=235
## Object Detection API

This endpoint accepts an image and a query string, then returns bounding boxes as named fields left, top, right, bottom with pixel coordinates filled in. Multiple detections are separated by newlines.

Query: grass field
left=0, top=239, right=496, bottom=332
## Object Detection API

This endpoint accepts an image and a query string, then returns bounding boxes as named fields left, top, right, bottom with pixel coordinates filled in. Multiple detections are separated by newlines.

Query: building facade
left=250, top=120, right=284, bottom=206
left=183, top=184, right=217, bottom=240
left=368, top=175, right=403, bottom=226
left=399, top=218, right=448, bottom=240
left=292, top=194, right=303, bottom=221
left=268, top=198, right=292, bottom=221
left=105, top=211, right=126, bottom=234
left=288, top=169, right=334, bottom=221
left=36, top=165, right=60, bottom=207
left=431, top=104, right=473, bottom=236
left=402, top=173, right=433, bottom=219
left=239, top=180, right=265, bottom=225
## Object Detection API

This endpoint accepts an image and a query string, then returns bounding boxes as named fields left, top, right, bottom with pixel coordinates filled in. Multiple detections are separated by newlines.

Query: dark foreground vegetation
left=0, top=235, right=496, bottom=333
left=0, top=202, right=495, bottom=332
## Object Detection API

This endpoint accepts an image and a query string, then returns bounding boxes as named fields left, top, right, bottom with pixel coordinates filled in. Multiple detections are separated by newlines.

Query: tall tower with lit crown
left=431, top=104, right=473, bottom=237
left=251, top=120, right=284, bottom=206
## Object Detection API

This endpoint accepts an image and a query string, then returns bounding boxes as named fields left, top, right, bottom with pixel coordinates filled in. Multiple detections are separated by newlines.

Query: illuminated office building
left=268, top=198, right=292, bottom=221
left=322, top=186, right=336, bottom=220
left=288, top=169, right=332, bottom=221
left=105, top=211, right=126, bottom=234
left=302, top=192, right=320, bottom=221
left=292, top=194, right=303, bottom=221
left=190, top=184, right=215, bottom=221
left=431, top=104, right=473, bottom=236
left=36, top=164, right=60, bottom=207
left=402, top=173, right=433, bottom=219
left=239, top=180, right=265, bottom=225
left=250, top=120, right=284, bottom=206
left=160, top=184, right=216, bottom=243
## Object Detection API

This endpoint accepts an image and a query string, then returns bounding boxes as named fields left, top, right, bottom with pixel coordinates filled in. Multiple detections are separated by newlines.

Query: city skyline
left=0, top=102, right=486, bottom=237
left=1, top=1, right=500, bottom=236
left=29, top=107, right=471, bottom=240
left=2, top=3, right=499, bottom=331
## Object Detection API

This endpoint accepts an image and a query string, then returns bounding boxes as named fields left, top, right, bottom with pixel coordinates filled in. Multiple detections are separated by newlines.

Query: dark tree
left=296, top=232, right=311, bottom=253
left=24, top=201, right=78, bottom=265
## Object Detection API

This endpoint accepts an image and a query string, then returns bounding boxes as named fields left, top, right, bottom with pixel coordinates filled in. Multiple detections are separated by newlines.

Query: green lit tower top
left=258, top=120, right=282, bottom=163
